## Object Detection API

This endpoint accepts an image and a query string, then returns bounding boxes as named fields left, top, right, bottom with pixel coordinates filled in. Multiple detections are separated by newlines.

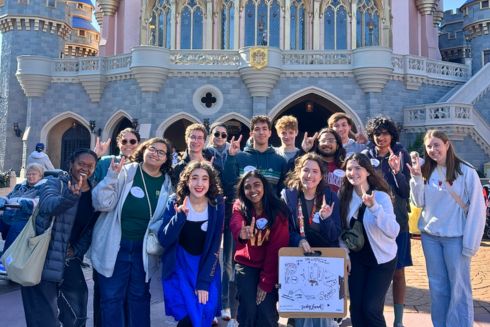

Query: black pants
left=22, top=258, right=88, bottom=327
left=348, top=256, right=397, bottom=327
left=235, top=263, right=278, bottom=327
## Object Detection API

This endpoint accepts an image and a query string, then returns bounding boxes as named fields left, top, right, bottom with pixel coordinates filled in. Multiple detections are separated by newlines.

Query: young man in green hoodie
left=223, top=115, right=287, bottom=197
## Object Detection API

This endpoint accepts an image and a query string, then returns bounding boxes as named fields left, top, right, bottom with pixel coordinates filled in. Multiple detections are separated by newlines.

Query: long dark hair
left=421, top=129, right=465, bottom=184
left=338, top=153, right=391, bottom=226
left=175, top=161, right=223, bottom=206
left=236, top=170, right=289, bottom=227
left=129, top=137, right=173, bottom=175
left=313, top=128, right=345, bottom=167
left=285, top=152, right=328, bottom=212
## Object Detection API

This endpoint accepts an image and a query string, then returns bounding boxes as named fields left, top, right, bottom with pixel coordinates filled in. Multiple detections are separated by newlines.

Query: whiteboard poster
left=278, top=248, right=346, bottom=317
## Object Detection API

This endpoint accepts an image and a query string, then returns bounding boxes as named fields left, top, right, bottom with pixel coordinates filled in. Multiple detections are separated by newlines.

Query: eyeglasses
left=323, top=138, right=337, bottom=144
left=213, top=132, right=228, bottom=139
left=374, top=131, right=390, bottom=137
left=189, top=135, right=205, bottom=141
left=147, top=146, right=167, bottom=158
left=121, top=139, right=138, bottom=145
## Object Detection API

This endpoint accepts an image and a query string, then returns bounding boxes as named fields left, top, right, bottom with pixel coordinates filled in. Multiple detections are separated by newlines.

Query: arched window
left=149, top=0, right=172, bottom=48
left=244, top=0, right=280, bottom=48
left=221, top=0, right=235, bottom=49
left=323, top=0, right=348, bottom=50
left=290, top=0, right=305, bottom=50
left=180, top=0, right=204, bottom=49
left=356, top=0, right=379, bottom=47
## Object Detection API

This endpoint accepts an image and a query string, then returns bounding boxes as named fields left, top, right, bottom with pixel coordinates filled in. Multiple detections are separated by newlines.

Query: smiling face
left=187, top=168, right=210, bottom=199
left=118, top=132, right=139, bottom=158
left=26, top=169, right=42, bottom=186
left=373, top=129, right=392, bottom=152
left=250, top=122, right=272, bottom=148
left=187, top=130, right=206, bottom=154
left=211, top=126, right=228, bottom=147
left=332, top=118, right=351, bottom=143
left=345, top=159, right=370, bottom=190
left=300, top=159, right=323, bottom=192
left=425, top=136, right=450, bottom=165
left=143, top=142, right=167, bottom=170
left=317, top=131, right=338, bottom=157
left=243, top=176, right=264, bottom=207
left=279, top=128, right=298, bottom=148
left=70, top=153, right=96, bottom=184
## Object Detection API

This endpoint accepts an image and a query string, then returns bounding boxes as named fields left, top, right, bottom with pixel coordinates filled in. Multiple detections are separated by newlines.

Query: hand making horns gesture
left=240, top=217, right=256, bottom=240
left=319, top=195, right=335, bottom=220
left=406, top=151, right=422, bottom=176
left=361, top=185, right=376, bottom=208
left=228, top=135, right=243, bottom=156
left=110, top=156, right=126, bottom=174
left=301, top=132, right=318, bottom=152
left=387, top=147, right=401, bottom=174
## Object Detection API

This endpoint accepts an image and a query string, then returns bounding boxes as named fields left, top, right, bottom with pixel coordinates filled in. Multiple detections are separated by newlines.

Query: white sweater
left=410, top=163, right=486, bottom=257
left=345, top=191, right=400, bottom=264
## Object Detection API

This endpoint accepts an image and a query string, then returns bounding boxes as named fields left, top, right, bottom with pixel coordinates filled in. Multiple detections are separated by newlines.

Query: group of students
left=0, top=111, right=486, bottom=327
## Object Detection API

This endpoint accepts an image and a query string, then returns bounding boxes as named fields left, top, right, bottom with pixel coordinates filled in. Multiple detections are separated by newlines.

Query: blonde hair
left=185, top=123, right=208, bottom=140
left=275, top=115, right=298, bottom=132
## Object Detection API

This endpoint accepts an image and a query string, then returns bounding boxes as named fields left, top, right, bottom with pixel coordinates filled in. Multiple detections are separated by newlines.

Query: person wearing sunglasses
left=205, top=122, right=231, bottom=175
left=93, top=128, right=141, bottom=184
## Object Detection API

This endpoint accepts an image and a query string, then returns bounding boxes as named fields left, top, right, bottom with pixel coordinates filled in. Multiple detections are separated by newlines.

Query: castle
left=0, top=0, right=489, bottom=173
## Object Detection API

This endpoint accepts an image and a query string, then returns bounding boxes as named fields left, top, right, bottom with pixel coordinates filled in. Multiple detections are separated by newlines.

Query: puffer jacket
left=36, top=173, right=80, bottom=282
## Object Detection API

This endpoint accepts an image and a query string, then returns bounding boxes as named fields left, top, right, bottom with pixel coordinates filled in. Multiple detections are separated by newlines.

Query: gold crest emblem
left=250, top=47, right=268, bottom=70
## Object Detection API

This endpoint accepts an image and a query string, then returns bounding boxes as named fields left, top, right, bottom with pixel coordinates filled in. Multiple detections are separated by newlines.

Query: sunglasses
left=213, top=132, right=228, bottom=139
left=121, top=139, right=138, bottom=145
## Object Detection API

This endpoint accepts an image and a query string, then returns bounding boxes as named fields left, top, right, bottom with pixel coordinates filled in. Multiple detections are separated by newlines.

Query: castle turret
left=461, top=0, right=490, bottom=74
left=65, top=0, right=100, bottom=57
left=0, top=1, right=70, bottom=171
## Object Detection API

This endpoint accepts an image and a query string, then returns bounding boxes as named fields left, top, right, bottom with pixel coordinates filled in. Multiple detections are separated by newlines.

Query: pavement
left=1, top=237, right=489, bottom=326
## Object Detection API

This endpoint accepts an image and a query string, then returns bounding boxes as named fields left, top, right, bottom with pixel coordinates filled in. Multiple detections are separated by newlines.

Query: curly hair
left=285, top=152, right=328, bottom=212
left=251, top=115, right=272, bottom=131
left=338, top=153, right=392, bottom=228
left=365, top=115, right=399, bottom=146
left=312, top=128, right=345, bottom=167
left=275, top=115, right=298, bottom=133
left=129, top=138, right=173, bottom=175
left=185, top=123, right=208, bottom=141
left=175, top=161, right=223, bottom=206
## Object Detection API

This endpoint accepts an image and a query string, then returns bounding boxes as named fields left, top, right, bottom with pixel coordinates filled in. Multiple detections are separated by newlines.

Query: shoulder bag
left=340, top=203, right=367, bottom=252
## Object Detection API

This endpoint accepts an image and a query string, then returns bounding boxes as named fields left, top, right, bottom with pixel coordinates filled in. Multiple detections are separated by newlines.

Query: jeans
left=348, top=256, right=397, bottom=327
left=97, top=239, right=150, bottom=327
left=421, top=233, right=473, bottom=327
left=0, top=219, right=27, bottom=251
left=235, top=263, right=279, bottom=327
left=22, top=258, right=88, bottom=327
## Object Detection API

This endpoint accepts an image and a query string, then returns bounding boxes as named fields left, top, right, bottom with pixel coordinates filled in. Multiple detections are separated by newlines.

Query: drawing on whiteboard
left=278, top=255, right=345, bottom=314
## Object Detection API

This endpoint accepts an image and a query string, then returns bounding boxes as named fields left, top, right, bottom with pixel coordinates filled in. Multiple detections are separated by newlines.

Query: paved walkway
left=1, top=238, right=489, bottom=326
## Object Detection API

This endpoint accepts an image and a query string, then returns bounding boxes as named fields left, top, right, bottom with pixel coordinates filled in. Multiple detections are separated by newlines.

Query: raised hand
left=110, top=156, right=126, bottom=174
left=407, top=151, right=422, bottom=176
left=387, top=147, right=401, bottom=174
left=94, top=137, right=111, bottom=158
left=355, top=131, right=368, bottom=144
left=360, top=185, right=375, bottom=208
left=239, top=217, right=256, bottom=240
left=228, top=135, right=243, bottom=156
left=301, top=132, right=318, bottom=152
left=174, top=196, right=190, bottom=215
left=68, top=176, right=83, bottom=196
left=256, top=286, right=267, bottom=305
left=319, top=195, right=335, bottom=220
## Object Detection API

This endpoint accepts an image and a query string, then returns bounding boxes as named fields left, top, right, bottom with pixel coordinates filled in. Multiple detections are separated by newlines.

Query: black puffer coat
left=35, top=173, right=80, bottom=282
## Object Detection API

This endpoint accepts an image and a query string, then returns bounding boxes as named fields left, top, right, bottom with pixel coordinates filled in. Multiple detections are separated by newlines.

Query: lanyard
left=297, top=195, right=316, bottom=237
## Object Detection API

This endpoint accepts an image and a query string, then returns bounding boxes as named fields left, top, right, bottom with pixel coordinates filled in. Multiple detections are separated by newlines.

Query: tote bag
left=1, top=207, right=54, bottom=286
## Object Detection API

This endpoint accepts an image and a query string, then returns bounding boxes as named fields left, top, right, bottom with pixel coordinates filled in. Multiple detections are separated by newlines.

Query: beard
left=317, top=146, right=336, bottom=158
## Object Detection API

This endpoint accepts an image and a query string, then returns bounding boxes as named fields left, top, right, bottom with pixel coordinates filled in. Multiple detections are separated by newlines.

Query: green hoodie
left=222, top=145, right=287, bottom=197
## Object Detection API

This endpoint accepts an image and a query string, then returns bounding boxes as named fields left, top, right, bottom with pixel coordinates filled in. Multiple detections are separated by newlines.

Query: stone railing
left=404, top=103, right=474, bottom=127
left=170, top=50, right=240, bottom=66
left=446, top=63, right=490, bottom=104
left=282, top=50, right=352, bottom=66
left=67, top=33, right=100, bottom=50
left=392, top=54, right=469, bottom=82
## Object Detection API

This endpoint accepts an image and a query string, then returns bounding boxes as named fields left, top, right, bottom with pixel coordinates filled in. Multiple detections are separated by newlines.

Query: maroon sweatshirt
left=230, top=199, right=289, bottom=292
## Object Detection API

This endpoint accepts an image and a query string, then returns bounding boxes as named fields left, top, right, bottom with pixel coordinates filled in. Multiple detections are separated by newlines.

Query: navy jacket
left=362, top=143, right=410, bottom=231
left=158, top=194, right=224, bottom=291
left=281, top=187, right=341, bottom=248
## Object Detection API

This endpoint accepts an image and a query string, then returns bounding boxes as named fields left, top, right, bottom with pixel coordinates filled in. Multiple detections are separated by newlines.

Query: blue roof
left=72, top=16, right=97, bottom=32
left=76, top=0, right=94, bottom=6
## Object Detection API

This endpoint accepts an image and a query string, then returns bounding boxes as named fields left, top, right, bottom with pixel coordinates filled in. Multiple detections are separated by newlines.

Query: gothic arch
left=268, top=86, right=364, bottom=131
left=156, top=112, right=202, bottom=137
left=40, top=111, right=94, bottom=146
left=103, top=110, right=135, bottom=140
left=216, top=112, right=250, bottom=127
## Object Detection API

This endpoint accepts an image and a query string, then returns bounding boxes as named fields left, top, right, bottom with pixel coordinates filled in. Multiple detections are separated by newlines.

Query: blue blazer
left=158, top=194, right=224, bottom=291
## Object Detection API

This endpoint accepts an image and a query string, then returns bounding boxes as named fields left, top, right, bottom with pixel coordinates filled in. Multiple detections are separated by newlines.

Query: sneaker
left=212, top=317, right=218, bottom=326
left=221, top=308, right=231, bottom=321
left=227, top=319, right=239, bottom=327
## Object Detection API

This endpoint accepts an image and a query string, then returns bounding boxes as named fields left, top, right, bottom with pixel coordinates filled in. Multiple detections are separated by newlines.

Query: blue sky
left=444, top=0, right=466, bottom=10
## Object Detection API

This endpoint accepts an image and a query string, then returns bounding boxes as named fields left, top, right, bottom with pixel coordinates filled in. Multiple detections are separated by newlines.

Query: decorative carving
left=250, top=47, right=268, bottom=70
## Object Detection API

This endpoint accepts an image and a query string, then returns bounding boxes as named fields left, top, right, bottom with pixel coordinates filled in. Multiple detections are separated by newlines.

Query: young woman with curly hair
left=91, top=137, right=173, bottom=327
left=158, top=161, right=225, bottom=327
